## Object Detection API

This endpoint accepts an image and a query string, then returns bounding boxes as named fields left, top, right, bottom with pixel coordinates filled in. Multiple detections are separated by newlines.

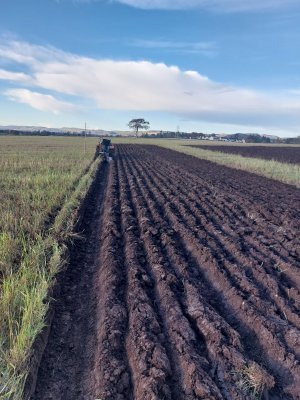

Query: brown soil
left=188, top=144, right=300, bottom=164
left=32, top=145, right=300, bottom=400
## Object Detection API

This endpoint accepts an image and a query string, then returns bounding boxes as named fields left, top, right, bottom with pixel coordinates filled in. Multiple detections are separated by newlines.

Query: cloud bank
left=1, top=38, right=300, bottom=130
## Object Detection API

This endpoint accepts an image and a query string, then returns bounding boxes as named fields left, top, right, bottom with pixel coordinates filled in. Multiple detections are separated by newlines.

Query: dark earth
left=32, top=145, right=300, bottom=400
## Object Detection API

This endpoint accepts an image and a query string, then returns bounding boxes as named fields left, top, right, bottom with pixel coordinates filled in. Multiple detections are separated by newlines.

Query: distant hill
left=0, top=125, right=162, bottom=138
left=0, top=125, right=115, bottom=136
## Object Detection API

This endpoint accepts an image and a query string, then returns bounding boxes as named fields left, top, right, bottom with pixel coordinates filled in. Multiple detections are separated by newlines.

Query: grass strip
left=0, top=157, right=100, bottom=400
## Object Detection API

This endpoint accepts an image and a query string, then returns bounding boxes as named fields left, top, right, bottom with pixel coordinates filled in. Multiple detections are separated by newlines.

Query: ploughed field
left=33, top=144, right=300, bottom=400
left=188, top=144, right=300, bottom=164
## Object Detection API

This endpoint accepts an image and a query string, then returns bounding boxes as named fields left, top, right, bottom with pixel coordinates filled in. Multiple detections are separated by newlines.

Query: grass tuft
left=235, top=363, right=275, bottom=399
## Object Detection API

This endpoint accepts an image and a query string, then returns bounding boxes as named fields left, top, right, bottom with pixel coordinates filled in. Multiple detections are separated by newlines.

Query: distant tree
left=128, top=118, right=150, bottom=137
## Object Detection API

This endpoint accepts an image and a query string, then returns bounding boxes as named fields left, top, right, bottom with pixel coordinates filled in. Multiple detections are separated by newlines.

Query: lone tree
left=128, top=118, right=150, bottom=137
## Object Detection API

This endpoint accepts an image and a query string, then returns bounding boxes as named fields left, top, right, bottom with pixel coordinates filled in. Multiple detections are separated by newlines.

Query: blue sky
left=0, top=0, right=300, bottom=136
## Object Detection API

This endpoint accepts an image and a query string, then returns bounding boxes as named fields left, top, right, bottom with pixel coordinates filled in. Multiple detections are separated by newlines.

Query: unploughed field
left=187, top=145, right=300, bottom=165
left=0, top=136, right=99, bottom=399
left=32, top=144, right=300, bottom=400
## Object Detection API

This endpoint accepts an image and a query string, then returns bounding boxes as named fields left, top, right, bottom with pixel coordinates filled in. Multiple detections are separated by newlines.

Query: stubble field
left=0, top=136, right=99, bottom=399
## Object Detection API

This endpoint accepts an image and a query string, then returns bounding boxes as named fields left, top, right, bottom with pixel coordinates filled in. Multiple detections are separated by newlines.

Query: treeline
left=1, top=129, right=299, bottom=143
left=142, top=131, right=274, bottom=142
left=0, top=129, right=126, bottom=138
left=284, top=136, right=300, bottom=144
left=142, top=131, right=300, bottom=144
left=226, top=133, right=300, bottom=144
left=226, top=133, right=273, bottom=143
left=225, top=133, right=300, bottom=144
left=0, top=130, right=94, bottom=137
left=142, top=131, right=207, bottom=139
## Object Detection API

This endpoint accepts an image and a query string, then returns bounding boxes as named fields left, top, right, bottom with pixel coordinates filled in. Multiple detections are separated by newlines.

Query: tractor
left=95, top=138, right=115, bottom=162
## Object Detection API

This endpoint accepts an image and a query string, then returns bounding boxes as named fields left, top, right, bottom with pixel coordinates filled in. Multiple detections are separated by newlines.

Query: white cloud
left=5, top=89, right=77, bottom=114
left=0, top=40, right=73, bottom=67
left=71, top=0, right=299, bottom=12
left=129, top=39, right=217, bottom=56
left=68, top=0, right=299, bottom=12
left=0, top=38, right=300, bottom=131
left=113, top=0, right=299, bottom=11
left=0, top=69, right=32, bottom=83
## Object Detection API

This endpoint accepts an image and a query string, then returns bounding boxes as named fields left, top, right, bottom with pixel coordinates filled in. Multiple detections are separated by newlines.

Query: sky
left=0, top=0, right=300, bottom=136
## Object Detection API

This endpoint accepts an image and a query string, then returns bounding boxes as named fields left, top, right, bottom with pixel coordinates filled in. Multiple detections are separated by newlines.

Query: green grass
left=112, top=138, right=300, bottom=187
left=0, top=136, right=99, bottom=399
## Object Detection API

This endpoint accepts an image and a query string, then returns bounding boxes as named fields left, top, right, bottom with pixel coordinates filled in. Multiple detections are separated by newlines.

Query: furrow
left=120, top=145, right=275, bottom=399
left=143, top=145, right=300, bottom=225
left=140, top=146, right=300, bottom=278
left=118, top=145, right=224, bottom=399
left=92, top=160, right=133, bottom=400
left=116, top=148, right=175, bottom=400
left=119, top=145, right=300, bottom=399
left=137, top=152, right=300, bottom=331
